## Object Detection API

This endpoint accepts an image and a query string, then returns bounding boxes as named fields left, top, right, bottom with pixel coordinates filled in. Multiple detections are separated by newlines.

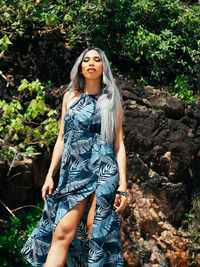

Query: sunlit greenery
left=0, top=79, right=59, bottom=162
left=0, top=0, right=199, bottom=88
left=168, top=74, right=196, bottom=105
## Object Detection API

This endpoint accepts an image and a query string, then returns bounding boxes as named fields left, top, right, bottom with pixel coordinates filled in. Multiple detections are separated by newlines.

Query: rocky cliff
left=119, top=79, right=200, bottom=266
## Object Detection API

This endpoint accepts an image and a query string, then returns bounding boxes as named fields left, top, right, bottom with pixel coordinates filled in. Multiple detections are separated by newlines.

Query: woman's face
left=81, top=49, right=103, bottom=81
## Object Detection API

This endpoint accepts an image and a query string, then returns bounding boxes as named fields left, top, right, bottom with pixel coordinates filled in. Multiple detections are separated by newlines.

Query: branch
left=0, top=50, right=5, bottom=59
left=0, top=199, right=16, bottom=218
left=6, top=144, right=41, bottom=176
left=12, top=205, right=43, bottom=212
left=7, top=172, right=23, bottom=182
left=7, top=150, right=18, bottom=176
left=0, top=201, right=42, bottom=222
left=0, top=33, right=13, bottom=87
left=0, top=70, right=10, bottom=87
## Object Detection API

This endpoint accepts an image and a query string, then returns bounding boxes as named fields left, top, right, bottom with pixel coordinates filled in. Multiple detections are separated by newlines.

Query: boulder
left=118, top=78, right=200, bottom=266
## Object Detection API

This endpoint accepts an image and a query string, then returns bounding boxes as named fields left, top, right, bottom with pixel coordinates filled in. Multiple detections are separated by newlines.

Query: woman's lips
left=87, top=68, right=96, bottom=72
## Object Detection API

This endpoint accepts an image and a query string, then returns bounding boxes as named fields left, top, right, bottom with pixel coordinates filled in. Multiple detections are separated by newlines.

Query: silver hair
left=67, top=47, right=122, bottom=145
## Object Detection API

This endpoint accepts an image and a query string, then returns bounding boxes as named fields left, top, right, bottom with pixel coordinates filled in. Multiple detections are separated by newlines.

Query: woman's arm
left=41, top=92, right=68, bottom=201
left=113, top=106, right=128, bottom=212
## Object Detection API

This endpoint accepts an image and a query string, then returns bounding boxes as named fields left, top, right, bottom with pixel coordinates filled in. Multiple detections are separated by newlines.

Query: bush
left=122, top=1, right=199, bottom=83
left=0, top=79, right=59, bottom=163
left=0, top=0, right=199, bottom=89
left=0, top=203, right=43, bottom=267
left=168, top=74, right=196, bottom=104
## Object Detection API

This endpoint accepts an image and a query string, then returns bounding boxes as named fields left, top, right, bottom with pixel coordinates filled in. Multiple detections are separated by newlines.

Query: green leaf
left=12, top=133, right=19, bottom=141
left=3, top=12, right=10, bottom=18
left=37, top=99, right=47, bottom=114
left=0, top=99, right=6, bottom=108
left=25, top=146, right=36, bottom=153
left=3, top=104, right=11, bottom=115
left=0, top=35, right=12, bottom=51
left=47, top=109, right=57, bottom=117
left=18, top=79, right=29, bottom=91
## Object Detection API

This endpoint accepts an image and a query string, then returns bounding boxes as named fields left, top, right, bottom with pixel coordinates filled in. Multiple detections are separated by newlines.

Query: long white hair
left=67, top=47, right=122, bottom=145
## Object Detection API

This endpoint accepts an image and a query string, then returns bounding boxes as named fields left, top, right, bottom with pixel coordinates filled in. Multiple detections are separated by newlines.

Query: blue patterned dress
left=21, top=92, right=124, bottom=266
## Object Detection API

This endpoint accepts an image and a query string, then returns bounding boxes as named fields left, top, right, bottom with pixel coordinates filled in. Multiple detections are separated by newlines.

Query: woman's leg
left=45, top=197, right=89, bottom=267
left=87, top=192, right=96, bottom=240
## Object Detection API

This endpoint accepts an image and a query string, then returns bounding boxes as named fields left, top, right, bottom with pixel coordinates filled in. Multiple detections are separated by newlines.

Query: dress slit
left=50, top=187, right=97, bottom=233
left=87, top=191, right=96, bottom=241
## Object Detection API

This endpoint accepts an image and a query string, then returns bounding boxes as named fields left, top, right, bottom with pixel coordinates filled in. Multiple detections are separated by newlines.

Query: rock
left=120, top=184, right=190, bottom=266
left=0, top=152, right=53, bottom=219
left=116, top=78, right=200, bottom=266
left=121, top=83, right=185, bottom=119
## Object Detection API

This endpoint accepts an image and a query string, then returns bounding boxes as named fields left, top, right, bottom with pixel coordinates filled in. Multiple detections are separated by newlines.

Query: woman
left=22, top=47, right=128, bottom=267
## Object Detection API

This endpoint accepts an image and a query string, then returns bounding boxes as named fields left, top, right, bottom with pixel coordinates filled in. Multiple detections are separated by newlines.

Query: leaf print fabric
left=21, top=93, right=124, bottom=266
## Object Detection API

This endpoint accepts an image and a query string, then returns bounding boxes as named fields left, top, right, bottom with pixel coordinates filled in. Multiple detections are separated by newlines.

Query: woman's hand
left=114, top=186, right=128, bottom=212
left=41, top=177, right=54, bottom=201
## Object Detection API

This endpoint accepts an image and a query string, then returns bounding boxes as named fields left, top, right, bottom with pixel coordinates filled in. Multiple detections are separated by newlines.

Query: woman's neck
left=84, top=79, right=101, bottom=94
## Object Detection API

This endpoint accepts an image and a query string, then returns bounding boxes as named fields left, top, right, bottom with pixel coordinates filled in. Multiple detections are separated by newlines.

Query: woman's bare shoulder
left=63, top=89, right=82, bottom=109
left=64, top=89, right=81, bottom=98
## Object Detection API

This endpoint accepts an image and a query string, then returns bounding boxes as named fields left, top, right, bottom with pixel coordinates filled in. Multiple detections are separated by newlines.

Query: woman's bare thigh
left=87, top=192, right=96, bottom=239
left=53, top=197, right=89, bottom=239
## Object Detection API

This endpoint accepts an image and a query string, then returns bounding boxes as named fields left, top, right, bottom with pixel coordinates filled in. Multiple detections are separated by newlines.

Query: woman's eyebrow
left=83, top=56, right=101, bottom=59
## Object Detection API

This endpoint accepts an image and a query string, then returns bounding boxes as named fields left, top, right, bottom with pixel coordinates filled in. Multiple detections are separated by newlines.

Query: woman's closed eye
left=83, top=57, right=102, bottom=63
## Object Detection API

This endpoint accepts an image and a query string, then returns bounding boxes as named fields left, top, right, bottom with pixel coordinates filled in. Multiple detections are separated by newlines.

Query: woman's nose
left=89, top=59, right=95, bottom=65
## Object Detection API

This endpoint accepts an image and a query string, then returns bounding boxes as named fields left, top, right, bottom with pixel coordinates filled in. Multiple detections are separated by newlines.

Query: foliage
left=168, top=74, right=196, bottom=104
left=0, top=203, right=43, bottom=266
left=0, top=0, right=199, bottom=89
left=0, top=79, right=59, bottom=163
left=0, top=0, right=70, bottom=37
left=0, top=35, right=12, bottom=51
left=137, top=76, right=148, bottom=86
left=122, top=1, right=199, bottom=84
left=185, top=194, right=200, bottom=266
